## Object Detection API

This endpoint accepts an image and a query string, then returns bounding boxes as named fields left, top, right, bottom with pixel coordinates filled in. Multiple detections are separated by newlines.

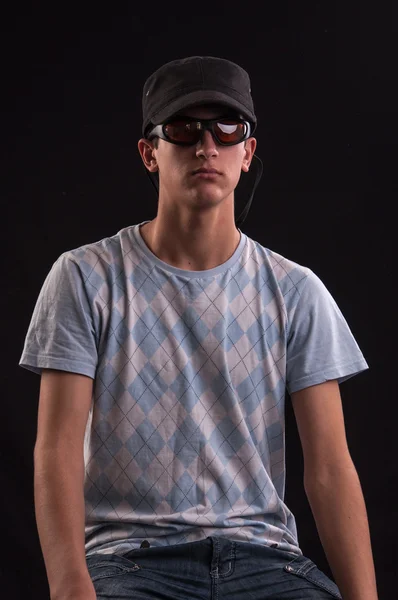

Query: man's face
left=146, top=105, right=256, bottom=211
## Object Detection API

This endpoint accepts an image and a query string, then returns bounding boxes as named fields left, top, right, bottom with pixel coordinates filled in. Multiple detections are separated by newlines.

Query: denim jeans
left=86, top=536, right=342, bottom=599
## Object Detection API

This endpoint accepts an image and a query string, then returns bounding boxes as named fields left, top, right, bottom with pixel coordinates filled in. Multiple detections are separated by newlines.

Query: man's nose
left=196, top=130, right=219, bottom=157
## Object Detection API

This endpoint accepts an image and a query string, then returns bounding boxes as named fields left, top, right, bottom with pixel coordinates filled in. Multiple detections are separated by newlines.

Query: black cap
left=142, top=56, right=257, bottom=137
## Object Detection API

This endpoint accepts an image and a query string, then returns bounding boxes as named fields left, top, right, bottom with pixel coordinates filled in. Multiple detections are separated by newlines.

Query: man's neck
left=139, top=218, right=241, bottom=271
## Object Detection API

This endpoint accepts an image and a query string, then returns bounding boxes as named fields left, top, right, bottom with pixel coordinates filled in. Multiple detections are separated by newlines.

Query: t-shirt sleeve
left=19, top=252, right=98, bottom=379
left=286, top=268, right=369, bottom=395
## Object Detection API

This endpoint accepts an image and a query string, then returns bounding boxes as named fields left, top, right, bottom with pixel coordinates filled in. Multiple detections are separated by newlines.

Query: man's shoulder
left=246, top=234, right=312, bottom=290
left=58, top=224, right=137, bottom=269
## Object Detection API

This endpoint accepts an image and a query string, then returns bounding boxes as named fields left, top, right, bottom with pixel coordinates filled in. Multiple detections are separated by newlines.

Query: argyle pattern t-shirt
left=19, top=221, right=369, bottom=557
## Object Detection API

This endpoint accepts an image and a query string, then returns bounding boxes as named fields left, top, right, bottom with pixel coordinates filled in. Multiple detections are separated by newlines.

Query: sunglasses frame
left=147, top=116, right=252, bottom=147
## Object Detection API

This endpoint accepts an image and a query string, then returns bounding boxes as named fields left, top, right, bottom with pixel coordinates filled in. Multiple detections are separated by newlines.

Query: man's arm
left=290, top=379, right=378, bottom=600
left=34, top=369, right=96, bottom=600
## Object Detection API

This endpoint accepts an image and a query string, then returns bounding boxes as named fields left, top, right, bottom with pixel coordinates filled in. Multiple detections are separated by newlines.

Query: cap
left=142, top=55, right=257, bottom=137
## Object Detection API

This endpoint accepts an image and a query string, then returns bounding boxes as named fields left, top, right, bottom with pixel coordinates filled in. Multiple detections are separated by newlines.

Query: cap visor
left=150, top=90, right=255, bottom=126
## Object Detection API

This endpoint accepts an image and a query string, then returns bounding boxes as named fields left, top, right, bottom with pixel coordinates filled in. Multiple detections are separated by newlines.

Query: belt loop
left=209, top=536, right=220, bottom=577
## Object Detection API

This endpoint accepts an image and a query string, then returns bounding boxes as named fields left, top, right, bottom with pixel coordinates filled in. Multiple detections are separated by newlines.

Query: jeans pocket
left=87, top=555, right=141, bottom=582
left=284, top=556, right=342, bottom=599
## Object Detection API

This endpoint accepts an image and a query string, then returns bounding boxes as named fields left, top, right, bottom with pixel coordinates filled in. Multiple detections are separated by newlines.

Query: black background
left=2, top=4, right=397, bottom=599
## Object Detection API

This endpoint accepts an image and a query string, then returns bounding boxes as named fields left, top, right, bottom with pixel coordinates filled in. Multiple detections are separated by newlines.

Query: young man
left=20, top=56, right=378, bottom=599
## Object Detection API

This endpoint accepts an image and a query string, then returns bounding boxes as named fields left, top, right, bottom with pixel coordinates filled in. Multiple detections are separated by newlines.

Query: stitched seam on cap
left=199, top=57, right=205, bottom=88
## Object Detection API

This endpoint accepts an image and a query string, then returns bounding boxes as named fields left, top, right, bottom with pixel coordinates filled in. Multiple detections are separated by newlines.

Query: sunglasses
left=147, top=116, right=252, bottom=146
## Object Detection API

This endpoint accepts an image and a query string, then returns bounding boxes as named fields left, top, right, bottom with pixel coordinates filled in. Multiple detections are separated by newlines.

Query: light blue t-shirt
left=19, top=221, right=369, bottom=557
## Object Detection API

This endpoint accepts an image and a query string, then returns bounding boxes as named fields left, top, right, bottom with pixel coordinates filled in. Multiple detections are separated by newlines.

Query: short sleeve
left=286, top=269, right=369, bottom=395
left=19, top=253, right=98, bottom=378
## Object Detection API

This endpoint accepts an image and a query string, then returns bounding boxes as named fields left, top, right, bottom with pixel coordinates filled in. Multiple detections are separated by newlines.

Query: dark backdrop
left=2, top=5, right=396, bottom=599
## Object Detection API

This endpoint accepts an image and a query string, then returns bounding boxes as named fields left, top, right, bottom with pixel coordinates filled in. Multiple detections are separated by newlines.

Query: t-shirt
left=19, top=221, right=369, bottom=557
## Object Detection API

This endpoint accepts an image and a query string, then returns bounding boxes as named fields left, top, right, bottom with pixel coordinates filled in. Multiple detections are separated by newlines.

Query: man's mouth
left=192, top=168, right=221, bottom=176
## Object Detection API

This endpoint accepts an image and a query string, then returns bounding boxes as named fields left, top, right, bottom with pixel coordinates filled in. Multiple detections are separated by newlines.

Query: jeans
left=86, top=536, right=342, bottom=599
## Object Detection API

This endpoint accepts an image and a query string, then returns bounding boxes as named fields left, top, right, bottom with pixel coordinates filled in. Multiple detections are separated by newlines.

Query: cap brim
left=146, top=90, right=256, bottom=134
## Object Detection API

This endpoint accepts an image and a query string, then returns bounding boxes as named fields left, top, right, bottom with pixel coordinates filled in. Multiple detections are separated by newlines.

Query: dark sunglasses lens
left=163, top=119, right=247, bottom=144
left=164, top=120, right=200, bottom=143
left=214, top=120, right=247, bottom=144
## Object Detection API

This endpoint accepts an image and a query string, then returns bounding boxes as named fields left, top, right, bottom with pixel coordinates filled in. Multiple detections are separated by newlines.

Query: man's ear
left=138, top=138, right=159, bottom=172
left=241, top=137, right=257, bottom=172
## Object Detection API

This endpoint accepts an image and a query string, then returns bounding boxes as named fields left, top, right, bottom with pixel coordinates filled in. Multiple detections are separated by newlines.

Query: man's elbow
left=304, top=457, right=359, bottom=493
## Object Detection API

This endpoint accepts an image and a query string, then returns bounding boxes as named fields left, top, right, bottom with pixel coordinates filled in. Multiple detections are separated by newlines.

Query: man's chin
left=189, top=185, right=226, bottom=199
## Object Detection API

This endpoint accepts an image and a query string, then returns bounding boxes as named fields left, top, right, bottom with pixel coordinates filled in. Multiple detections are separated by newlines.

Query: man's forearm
left=305, top=464, right=378, bottom=600
left=34, top=445, right=95, bottom=600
